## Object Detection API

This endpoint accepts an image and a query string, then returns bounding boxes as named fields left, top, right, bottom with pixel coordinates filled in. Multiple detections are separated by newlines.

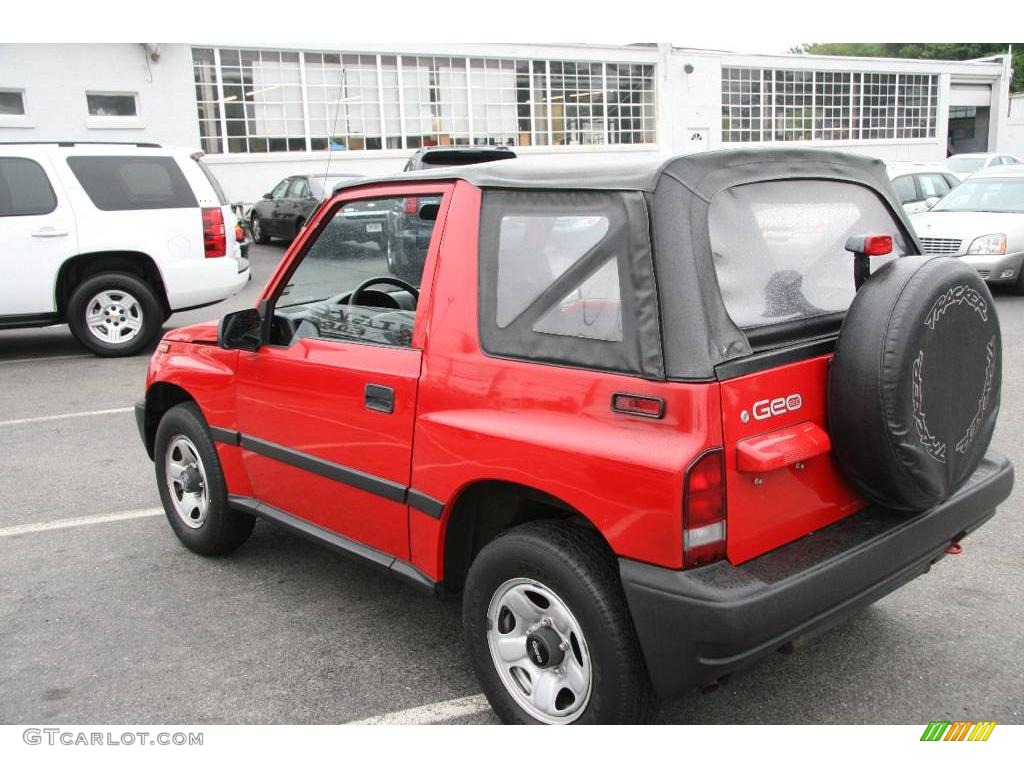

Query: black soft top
left=337, top=148, right=917, bottom=381
left=335, top=147, right=893, bottom=195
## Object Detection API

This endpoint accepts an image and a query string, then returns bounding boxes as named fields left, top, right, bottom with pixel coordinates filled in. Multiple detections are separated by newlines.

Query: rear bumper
left=619, top=452, right=1013, bottom=699
left=162, top=257, right=250, bottom=311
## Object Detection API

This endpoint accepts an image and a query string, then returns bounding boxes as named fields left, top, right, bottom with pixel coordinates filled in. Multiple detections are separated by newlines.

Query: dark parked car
left=250, top=173, right=361, bottom=244
left=387, top=146, right=517, bottom=281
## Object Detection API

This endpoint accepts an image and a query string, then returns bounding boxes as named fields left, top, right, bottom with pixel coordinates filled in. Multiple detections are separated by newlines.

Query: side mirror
left=218, top=307, right=263, bottom=350
left=925, top=196, right=940, bottom=209
left=419, top=202, right=440, bottom=221
left=262, top=192, right=273, bottom=200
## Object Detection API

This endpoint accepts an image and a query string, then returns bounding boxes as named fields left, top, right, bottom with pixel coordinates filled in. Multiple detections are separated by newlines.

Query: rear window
left=0, top=157, right=57, bottom=217
left=708, top=179, right=907, bottom=332
left=66, top=155, right=197, bottom=211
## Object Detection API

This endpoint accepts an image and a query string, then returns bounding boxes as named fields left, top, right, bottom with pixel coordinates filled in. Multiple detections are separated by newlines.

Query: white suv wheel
left=84, top=289, right=144, bottom=345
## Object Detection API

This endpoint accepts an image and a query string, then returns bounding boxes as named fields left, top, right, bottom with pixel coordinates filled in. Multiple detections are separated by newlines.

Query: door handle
left=32, top=227, right=69, bottom=238
left=364, top=384, right=395, bottom=414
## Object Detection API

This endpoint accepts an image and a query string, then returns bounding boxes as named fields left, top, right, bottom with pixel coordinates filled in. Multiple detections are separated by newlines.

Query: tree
left=790, top=43, right=1023, bottom=92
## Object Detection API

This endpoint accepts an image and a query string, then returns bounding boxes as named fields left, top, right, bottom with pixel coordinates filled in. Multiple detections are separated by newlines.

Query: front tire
left=154, top=402, right=255, bottom=556
left=462, top=520, right=656, bottom=724
left=67, top=272, right=163, bottom=357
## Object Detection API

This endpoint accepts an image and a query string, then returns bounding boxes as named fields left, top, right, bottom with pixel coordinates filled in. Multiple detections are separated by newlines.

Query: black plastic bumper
left=134, top=399, right=149, bottom=456
left=619, top=452, right=1014, bottom=699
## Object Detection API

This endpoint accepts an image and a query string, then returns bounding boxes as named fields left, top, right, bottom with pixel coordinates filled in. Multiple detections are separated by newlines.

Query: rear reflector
left=235, top=223, right=245, bottom=242
left=202, top=207, right=226, bottom=258
left=683, top=449, right=726, bottom=568
left=611, top=393, right=665, bottom=419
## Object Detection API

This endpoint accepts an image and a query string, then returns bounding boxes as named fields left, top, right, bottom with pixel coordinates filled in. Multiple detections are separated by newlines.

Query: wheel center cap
left=180, top=466, right=202, bottom=494
left=525, top=626, right=564, bottom=669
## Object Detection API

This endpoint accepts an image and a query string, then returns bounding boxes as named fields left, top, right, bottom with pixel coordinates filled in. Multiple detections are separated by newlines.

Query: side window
left=708, top=179, right=908, bottom=332
left=479, top=189, right=659, bottom=376
left=66, top=156, right=196, bottom=211
left=287, top=179, right=308, bottom=198
left=919, top=174, right=952, bottom=199
left=891, top=174, right=918, bottom=204
left=0, top=157, right=57, bottom=217
left=273, top=194, right=439, bottom=348
left=271, top=180, right=290, bottom=199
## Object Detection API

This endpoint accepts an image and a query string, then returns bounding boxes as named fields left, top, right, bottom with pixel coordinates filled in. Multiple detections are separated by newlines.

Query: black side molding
left=239, top=434, right=407, bottom=503
left=407, top=490, right=445, bottom=519
left=209, top=426, right=240, bottom=446
left=229, top=495, right=438, bottom=594
left=211, top=429, right=447, bottom=517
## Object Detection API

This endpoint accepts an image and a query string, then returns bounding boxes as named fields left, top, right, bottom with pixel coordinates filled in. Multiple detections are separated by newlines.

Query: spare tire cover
left=829, top=256, right=1001, bottom=511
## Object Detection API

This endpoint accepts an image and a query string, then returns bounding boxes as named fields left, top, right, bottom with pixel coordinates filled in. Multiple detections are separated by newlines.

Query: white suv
left=0, top=143, right=249, bottom=356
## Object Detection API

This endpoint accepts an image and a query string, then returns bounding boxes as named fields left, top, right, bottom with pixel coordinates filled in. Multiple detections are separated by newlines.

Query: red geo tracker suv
left=136, top=149, right=1013, bottom=724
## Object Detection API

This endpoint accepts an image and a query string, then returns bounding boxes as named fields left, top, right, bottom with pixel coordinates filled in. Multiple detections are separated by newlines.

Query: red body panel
left=234, top=341, right=421, bottom=559
left=145, top=177, right=858, bottom=584
left=407, top=183, right=720, bottom=576
left=720, top=354, right=865, bottom=564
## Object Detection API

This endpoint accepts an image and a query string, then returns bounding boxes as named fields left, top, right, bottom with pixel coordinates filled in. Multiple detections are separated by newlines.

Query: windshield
left=947, top=156, right=987, bottom=174
left=930, top=178, right=1024, bottom=214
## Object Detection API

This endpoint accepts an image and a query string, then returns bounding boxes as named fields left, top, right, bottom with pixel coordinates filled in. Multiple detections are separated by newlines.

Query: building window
left=86, top=92, right=138, bottom=117
left=0, top=90, right=26, bottom=116
left=192, top=47, right=657, bottom=154
left=722, top=67, right=937, bottom=143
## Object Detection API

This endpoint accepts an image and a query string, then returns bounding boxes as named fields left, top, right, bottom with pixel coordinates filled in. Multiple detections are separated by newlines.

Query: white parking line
left=346, top=694, right=492, bottom=725
left=0, top=406, right=134, bottom=428
left=0, top=507, right=163, bottom=538
left=0, top=353, right=91, bottom=365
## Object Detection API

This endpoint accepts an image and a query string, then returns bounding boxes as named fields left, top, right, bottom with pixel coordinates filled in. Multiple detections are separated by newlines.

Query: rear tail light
left=234, top=223, right=245, bottom=243
left=404, top=196, right=419, bottom=215
left=202, top=207, right=226, bottom=258
left=683, top=448, right=726, bottom=568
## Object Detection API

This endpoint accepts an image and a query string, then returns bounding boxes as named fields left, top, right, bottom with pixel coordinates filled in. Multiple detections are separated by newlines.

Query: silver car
left=912, top=164, right=1024, bottom=292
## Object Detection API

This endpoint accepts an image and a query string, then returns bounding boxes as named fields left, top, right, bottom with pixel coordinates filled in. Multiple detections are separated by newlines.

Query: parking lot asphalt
left=1, top=242, right=1022, bottom=725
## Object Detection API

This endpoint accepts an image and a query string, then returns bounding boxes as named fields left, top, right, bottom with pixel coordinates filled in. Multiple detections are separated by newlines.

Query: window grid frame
left=721, top=66, right=938, bottom=144
left=192, top=47, right=657, bottom=155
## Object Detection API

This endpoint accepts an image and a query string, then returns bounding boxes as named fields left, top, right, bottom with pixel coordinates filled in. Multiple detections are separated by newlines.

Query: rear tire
left=67, top=272, right=163, bottom=357
left=251, top=213, right=270, bottom=245
left=462, top=520, right=656, bottom=724
left=154, top=402, right=255, bottom=556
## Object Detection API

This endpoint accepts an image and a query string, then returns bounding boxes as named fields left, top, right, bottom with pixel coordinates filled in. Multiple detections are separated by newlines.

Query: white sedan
left=912, top=165, right=1024, bottom=292
left=946, top=152, right=1021, bottom=181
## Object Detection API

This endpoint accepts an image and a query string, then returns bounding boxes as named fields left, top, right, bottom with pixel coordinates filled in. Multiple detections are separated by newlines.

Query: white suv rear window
left=66, top=156, right=197, bottom=211
left=709, top=179, right=907, bottom=331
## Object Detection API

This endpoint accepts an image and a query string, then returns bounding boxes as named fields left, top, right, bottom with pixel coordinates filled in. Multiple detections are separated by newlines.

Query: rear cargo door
left=708, top=178, right=911, bottom=564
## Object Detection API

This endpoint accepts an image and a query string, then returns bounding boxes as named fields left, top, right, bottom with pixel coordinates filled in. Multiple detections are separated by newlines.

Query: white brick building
left=0, top=43, right=1014, bottom=202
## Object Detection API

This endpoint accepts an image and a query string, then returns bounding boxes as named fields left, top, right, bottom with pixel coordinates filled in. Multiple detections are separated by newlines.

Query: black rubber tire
left=66, top=272, right=163, bottom=357
left=154, top=402, right=255, bottom=556
left=829, top=255, right=1001, bottom=511
left=251, top=213, right=271, bottom=244
left=462, top=520, right=657, bottom=724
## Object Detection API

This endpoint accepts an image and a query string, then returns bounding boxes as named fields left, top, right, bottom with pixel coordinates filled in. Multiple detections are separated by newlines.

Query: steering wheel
left=348, top=276, right=419, bottom=308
